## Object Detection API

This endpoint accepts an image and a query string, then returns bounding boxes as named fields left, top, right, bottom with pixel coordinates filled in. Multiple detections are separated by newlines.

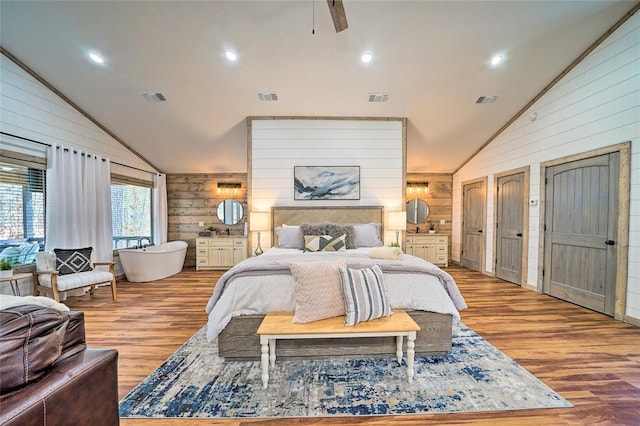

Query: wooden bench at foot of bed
left=218, top=310, right=452, bottom=360
left=257, top=310, right=421, bottom=388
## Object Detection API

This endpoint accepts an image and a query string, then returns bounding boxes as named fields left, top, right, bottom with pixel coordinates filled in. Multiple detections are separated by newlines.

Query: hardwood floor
left=61, top=265, right=640, bottom=426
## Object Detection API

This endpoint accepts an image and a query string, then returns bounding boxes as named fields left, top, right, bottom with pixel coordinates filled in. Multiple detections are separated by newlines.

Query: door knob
left=604, top=240, right=615, bottom=246
left=516, top=233, right=523, bottom=237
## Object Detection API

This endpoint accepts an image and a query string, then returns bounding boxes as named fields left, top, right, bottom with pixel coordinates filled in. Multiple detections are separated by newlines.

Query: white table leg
left=269, top=338, right=276, bottom=368
left=407, top=331, right=416, bottom=383
left=260, top=335, right=269, bottom=388
left=396, top=335, right=403, bottom=364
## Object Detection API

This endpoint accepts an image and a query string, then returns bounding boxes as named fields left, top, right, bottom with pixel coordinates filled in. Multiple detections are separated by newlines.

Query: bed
left=205, top=206, right=467, bottom=360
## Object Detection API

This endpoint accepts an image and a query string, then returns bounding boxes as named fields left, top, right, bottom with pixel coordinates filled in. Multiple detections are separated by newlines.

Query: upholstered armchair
left=33, top=248, right=117, bottom=302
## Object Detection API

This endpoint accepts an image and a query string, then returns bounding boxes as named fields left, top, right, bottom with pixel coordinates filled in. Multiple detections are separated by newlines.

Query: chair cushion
left=54, top=247, right=93, bottom=275
left=37, top=271, right=113, bottom=291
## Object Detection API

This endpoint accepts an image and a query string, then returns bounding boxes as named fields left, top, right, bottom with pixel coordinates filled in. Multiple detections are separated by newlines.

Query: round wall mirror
left=406, top=198, right=429, bottom=224
left=217, top=200, right=244, bottom=225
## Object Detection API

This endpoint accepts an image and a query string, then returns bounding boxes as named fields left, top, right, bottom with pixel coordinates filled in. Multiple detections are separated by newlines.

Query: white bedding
left=205, top=247, right=465, bottom=342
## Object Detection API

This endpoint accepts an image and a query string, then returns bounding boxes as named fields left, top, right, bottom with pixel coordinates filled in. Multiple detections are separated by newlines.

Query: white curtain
left=46, top=144, right=113, bottom=261
left=153, top=173, right=168, bottom=244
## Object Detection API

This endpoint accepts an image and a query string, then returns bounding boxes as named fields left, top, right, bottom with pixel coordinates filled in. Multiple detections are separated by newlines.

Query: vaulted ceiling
left=0, top=1, right=634, bottom=173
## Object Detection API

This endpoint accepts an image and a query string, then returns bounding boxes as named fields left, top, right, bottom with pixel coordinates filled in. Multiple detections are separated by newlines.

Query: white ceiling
left=0, top=1, right=634, bottom=174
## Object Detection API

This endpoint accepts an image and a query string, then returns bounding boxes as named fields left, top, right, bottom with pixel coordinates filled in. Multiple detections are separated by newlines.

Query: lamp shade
left=249, top=212, right=269, bottom=232
left=388, top=211, right=407, bottom=231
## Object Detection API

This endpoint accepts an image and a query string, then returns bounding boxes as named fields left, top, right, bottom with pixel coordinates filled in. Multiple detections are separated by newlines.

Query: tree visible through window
left=111, top=183, right=152, bottom=249
left=0, top=161, right=45, bottom=265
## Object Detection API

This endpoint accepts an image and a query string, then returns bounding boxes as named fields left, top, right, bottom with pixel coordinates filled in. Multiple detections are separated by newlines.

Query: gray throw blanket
left=205, top=251, right=467, bottom=313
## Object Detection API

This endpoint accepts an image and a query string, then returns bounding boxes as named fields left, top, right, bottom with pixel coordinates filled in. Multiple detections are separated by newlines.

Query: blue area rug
left=119, top=323, right=571, bottom=418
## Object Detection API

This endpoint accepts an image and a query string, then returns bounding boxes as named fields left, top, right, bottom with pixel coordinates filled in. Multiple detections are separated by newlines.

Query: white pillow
left=353, top=223, right=383, bottom=247
left=275, top=226, right=304, bottom=249
left=290, top=259, right=347, bottom=323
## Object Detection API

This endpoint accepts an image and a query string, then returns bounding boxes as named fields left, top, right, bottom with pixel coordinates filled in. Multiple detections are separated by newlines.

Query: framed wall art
left=294, top=166, right=360, bottom=200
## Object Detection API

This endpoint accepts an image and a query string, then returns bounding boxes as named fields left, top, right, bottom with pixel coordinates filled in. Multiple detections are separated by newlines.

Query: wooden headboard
left=271, top=206, right=384, bottom=244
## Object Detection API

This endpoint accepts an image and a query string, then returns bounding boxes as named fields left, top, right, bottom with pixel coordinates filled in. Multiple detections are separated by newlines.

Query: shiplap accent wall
left=250, top=118, right=405, bottom=248
left=452, top=14, right=640, bottom=321
left=0, top=53, right=155, bottom=181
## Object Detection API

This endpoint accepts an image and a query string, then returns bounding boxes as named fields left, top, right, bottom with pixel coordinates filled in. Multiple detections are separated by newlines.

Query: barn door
left=462, top=180, right=485, bottom=272
left=543, top=153, right=619, bottom=315
left=495, top=172, right=525, bottom=285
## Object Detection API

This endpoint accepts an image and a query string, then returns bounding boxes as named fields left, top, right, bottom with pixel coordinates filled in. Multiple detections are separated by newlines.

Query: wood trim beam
left=0, top=46, right=163, bottom=173
left=454, top=2, right=640, bottom=174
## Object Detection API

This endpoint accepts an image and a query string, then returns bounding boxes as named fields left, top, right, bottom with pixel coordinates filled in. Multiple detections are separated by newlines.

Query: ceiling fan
left=327, top=0, right=348, bottom=32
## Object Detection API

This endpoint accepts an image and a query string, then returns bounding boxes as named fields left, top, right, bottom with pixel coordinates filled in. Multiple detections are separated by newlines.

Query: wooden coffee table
left=257, top=310, right=420, bottom=389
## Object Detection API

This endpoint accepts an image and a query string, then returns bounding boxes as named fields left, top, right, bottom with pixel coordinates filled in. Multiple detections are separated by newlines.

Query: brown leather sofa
left=0, top=304, right=119, bottom=425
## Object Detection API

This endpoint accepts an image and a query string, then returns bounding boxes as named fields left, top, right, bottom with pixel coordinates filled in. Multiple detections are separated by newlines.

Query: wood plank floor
left=62, top=265, right=640, bottom=426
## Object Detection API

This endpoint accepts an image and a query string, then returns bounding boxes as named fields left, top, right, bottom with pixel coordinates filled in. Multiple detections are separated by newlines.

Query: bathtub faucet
left=139, top=237, right=151, bottom=248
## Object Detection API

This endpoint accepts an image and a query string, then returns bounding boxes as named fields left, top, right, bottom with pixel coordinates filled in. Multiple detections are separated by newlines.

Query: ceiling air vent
left=142, top=92, right=167, bottom=102
left=258, top=92, right=278, bottom=101
left=475, top=95, right=498, bottom=104
left=368, top=93, right=389, bottom=103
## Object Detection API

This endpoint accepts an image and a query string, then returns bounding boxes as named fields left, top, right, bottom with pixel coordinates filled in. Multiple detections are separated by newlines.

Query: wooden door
left=495, top=172, right=525, bottom=284
left=462, top=180, right=485, bottom=272
left=543, top=153, right=619, bottom=315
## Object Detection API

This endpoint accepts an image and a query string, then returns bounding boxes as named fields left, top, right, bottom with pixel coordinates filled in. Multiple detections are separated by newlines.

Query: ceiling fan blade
left=327, top=0, right=348, bottom=33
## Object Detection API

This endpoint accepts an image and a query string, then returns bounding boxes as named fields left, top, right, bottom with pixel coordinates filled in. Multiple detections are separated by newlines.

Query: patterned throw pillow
left=304, top=234, right=346, bottom=252
left=54, top=247, right=93, bottom=275
left=339, top=264, right=392, bottom=326
left=290, top=259, right=347, bottom=323
left=300, top=223, right=356, bottom=249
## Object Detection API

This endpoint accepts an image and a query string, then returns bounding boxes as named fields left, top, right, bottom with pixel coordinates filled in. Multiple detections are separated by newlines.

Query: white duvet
left=205, top=248, right=465, bottom=342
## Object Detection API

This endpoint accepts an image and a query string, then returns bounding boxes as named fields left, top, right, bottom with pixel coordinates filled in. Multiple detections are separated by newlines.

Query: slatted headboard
left=270, top=206, right=384, bottom=244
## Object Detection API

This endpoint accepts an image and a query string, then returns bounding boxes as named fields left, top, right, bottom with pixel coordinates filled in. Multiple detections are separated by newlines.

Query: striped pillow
left=304, top=234, right=346, bottom=252
left=338, top=264, right=392, bottom=326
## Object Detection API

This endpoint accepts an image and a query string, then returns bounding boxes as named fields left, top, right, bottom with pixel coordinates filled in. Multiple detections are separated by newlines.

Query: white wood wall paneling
left=452, top=14, right=640, bottom=321
left=1, top=54, right=153, bottom=176
left=250, top=118, right=405, bottom=252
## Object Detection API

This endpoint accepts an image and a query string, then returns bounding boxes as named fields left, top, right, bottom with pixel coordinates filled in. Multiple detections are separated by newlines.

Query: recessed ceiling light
left=361, top=52, right=373, bottom=64
left=88, top=51, right=105, bottom=64
left=490, top=54, right=504, bottom=66
left=225, top=50, right=238, bottom=61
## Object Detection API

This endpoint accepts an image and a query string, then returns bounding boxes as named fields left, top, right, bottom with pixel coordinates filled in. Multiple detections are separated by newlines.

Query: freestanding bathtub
left=119, top=240, right=187, bottom=282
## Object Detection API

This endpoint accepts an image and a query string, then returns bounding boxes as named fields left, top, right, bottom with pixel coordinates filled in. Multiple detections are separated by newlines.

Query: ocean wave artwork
left=294, top=166, right=360, bottom=200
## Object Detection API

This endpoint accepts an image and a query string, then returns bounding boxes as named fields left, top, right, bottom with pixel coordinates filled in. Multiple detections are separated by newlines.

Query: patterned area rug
left=119, top=323, right=571, bottom=418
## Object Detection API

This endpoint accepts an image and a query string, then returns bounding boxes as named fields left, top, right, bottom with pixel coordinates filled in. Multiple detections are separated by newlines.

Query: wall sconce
left=217, top=182, right=242, bottom=195
left=407, top=182, right=429, bottom=196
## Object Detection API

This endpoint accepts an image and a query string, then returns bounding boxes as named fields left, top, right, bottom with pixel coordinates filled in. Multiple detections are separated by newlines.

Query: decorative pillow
left=54, top=247, right=93, bottom=275
left=304, top=234, right=346, bottom=252
left=290, top=259, right=347, bottom=323
left=353, top=223, right=383, bottom=247
left=339, top=264, right=392, bottom=326
left=300, top=223, right=355, bottom=249
left=275, top=226, right=304, bottom=249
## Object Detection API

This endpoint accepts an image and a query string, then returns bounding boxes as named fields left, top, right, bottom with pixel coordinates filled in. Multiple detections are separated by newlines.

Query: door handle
left=604, top=240, right=615, bottom=246
left=478, top=229, right=483, bottom=233
left=516, top=233, right=523, bottom=237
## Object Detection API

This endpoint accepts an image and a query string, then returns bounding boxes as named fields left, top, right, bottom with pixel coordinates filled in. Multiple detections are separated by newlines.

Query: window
left=111, top=179, right=152, bottom=249
left=0, top=161, right=46, bottom=265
